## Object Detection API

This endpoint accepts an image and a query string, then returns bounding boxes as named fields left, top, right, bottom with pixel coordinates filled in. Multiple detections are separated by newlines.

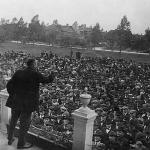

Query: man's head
left=116, top=127, right=124, bottom=137
left=123, top=106, right=128, bottom=114
left=26, top=59, right=37, bottom=69
left=130, top=109, right=136, bottom=118
left=109, top=131, right=116, bottom=141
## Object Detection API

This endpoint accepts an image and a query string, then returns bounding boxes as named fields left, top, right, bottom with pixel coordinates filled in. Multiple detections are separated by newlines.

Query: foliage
left=105, top=30, right=118, bottom=49
left=91, top=23, right=103, bottom=46
left=28, top=14, right=43, bottom=42
left=116, top=15, right=132, bottom=50
left=131, top=34, right=147, bottom=51
left=131, top=28, right=150, bottom=52
left=117, top=15, right=130, bottom=31
left=13, top=17, right=28, bottom=41
left=104, top=16, right=132, bottom=50
left=45, top=30, right=57, bottom=46
left=144, top=28, right=150, bottom=52
left=0, top=26, right=6, bottom=43
left=0, top=14, right=150, bottom=52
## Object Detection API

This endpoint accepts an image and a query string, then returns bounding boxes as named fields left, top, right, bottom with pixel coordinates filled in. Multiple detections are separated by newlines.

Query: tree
left=117, top=15, right=130, bottom=31
left=53, top=19, right=58, bottom=25
left=0, top=18, right=16, bottom=40
left=28, top=14, right=42, bottom=42
left=91, top=23, right=103, bottom=47
left=39, top=21, right=46, bottom=42
left=131, top=34, right=148, bottom=51
left=106, top=30, right=118, bottom=49
left=14, top=17, right=28, bottom=41
left=11, top=17, right=18, bottom=24
left=0, top=18, right=10, bottom=25
left=131, top=32, right=150, bottom=53
left=45, top=30, right=57, bottom=46
left=145, top=27, right=150, bottom=43
left=116, top=15, right=132, bottom=51
left=0, top=26, right=6, bottom=43
left=143, top=27, right=150, bottom=52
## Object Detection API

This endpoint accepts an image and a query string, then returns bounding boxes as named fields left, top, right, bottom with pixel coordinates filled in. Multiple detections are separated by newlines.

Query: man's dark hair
left=26, top=59, right=35, bottom=67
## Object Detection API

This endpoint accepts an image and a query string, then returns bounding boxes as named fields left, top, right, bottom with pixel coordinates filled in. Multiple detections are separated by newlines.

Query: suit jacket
left=6, top=67, right=55, bottom=112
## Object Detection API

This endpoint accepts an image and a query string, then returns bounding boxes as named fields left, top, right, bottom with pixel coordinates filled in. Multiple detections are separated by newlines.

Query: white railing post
left=72, top=88, right=97, bottom=150
left=0, top=77, right=11, bottom=133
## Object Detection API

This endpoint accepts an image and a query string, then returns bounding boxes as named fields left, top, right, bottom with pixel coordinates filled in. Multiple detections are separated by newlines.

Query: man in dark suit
left=6, top=58, right=56, bottom=149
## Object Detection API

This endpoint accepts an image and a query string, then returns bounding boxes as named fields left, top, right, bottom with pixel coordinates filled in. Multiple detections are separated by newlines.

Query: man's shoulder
left=23, top=68, right=43, bottom=78
left=13, top=69, right=23, bottom=76
left=14, top=68, right=37, bottom=77
left=22, top=68, right=38, bottom=73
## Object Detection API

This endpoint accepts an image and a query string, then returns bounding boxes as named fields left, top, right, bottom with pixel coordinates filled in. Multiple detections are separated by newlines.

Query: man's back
left=13, top=68, right=40, bottom=95
left=6, top=66, right=55, bottom=112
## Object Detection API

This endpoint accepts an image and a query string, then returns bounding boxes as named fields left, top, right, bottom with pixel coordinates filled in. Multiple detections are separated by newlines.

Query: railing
left=0, top=86, right=97, bottom=150
left=0, top=89, right=11, bottom=133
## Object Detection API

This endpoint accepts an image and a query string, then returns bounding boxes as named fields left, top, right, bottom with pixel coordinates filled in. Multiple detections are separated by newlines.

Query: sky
left=0, top=0, right=150, bottom=34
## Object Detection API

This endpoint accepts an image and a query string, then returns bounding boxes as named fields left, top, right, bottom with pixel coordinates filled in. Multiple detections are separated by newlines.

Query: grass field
left=0, top=41, right=150, bottom=64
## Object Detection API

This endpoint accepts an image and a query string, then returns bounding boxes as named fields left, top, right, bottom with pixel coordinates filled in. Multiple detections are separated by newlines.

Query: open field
left=94, top=50, right=150, bottom=64
left=0, top=41, right=150, bottom=63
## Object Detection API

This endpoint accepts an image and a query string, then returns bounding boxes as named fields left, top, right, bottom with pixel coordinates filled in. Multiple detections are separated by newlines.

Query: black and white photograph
left=0, top=0, right=150, bottom=150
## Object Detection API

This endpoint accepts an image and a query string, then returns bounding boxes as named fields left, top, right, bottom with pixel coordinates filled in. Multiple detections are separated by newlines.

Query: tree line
left=0, top=14, right=150, bottom=52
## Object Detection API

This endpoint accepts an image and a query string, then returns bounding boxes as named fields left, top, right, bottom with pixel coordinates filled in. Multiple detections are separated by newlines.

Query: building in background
left=46, top=20, right=92, bottom=46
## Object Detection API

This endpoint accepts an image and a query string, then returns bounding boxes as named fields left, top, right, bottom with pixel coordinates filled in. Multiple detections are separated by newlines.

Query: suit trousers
left=8, top=109, right=32, bottom=145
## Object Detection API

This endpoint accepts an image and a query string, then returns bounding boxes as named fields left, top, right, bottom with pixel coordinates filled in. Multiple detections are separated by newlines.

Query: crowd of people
left=1, top=50, right=150, bottom=150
